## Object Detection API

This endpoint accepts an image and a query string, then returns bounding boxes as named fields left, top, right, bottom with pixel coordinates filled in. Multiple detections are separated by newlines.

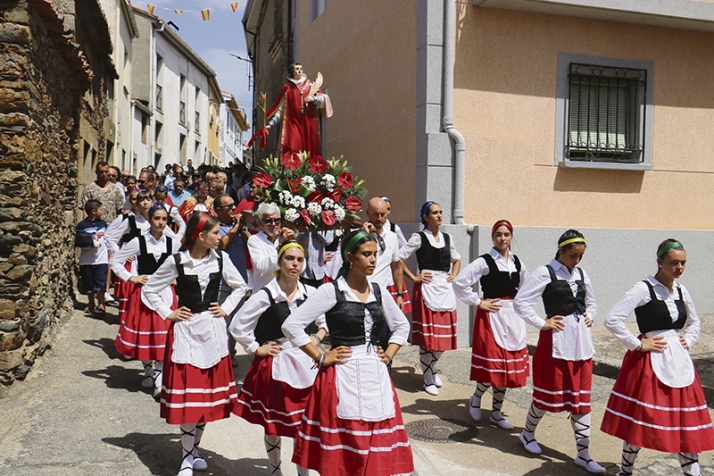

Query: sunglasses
left=216, top=203, right=236, bottom=209
left=262, top=218, right=281, bottom=225
left=376, top=235, right=386, bottom=252
left=137, top=180, right=146, bottom=184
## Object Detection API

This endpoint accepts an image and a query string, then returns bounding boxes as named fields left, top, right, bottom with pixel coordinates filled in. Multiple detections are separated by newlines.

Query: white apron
left=646, top=329, right=695, bottom=388
left=551, top=313, right=595, bottom=361
left=335, top=344, right=395, bottom=422
left=421, top=270, right=456, bottom=312
left=271, top=337, right=319, bottom=389
left=489, top=300, right=526, bottom=351
left=172, top=311, right=229, bottom=369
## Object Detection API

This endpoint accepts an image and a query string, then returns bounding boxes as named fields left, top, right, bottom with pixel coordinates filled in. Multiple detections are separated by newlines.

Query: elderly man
left=80, top=161, right=124, bottom=224
left=246, top=203, right=295, bottom=291
left=164, top=164, right=183, bottom=192
left=168, top=178, right=191, bottom=207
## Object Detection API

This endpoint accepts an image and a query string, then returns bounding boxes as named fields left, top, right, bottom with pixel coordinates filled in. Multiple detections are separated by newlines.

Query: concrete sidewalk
left=0, top=303, right=713, bottom=475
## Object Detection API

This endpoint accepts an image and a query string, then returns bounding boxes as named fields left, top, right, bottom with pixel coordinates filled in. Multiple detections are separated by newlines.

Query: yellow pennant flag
left=231, top=2, right=239, bottom=12
left=174, top=9, right=183, bottom=14
left=147, top=3, right=155, bottom=15
left=201, top=9, right=210, bottom=21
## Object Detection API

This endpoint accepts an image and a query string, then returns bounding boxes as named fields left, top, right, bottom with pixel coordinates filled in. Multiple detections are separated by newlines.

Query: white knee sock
left=472, top=382, right=490, bottom=408
left=179, top=424, right=196, bottom=475
left=264, top=435, right=282, bottom=475
left=419, top=347, right=435, bottom=384
left=678, top=452, right=700, bottom=476
left=492, top=386, right=506, bottom=413
left=523, top=402, right=546, bottom=437
left=619, top=442, right=640, bottom=475
left=296, top=465, right=310, bottom=476
left=571, top=413, right=593, bottom=462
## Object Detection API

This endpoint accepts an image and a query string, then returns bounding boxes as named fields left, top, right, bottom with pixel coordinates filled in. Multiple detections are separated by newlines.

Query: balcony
left=155, top=85, right=163, bottom=113
left=179, top=101, right=186, bottom=126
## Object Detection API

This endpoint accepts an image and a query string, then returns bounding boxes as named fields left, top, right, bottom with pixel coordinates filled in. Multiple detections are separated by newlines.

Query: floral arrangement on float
left=252, top=151, right=367, bottom=231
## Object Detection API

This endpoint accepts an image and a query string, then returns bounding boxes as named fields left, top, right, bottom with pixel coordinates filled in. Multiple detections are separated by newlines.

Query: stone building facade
left=0, top=0, right=113, bottom=387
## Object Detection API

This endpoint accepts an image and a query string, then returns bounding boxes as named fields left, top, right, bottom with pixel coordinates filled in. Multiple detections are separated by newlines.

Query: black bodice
left=254, top=285, right=307, bottom=345
left=325, top=281, right=386, bottom=348
left=173, top=252, right=222, bottom=313
left=479, top=253, right=522, bottom=299
left=542, top=265, right=586, bottom=317
left=121, top=214, right=139, bottom=245
left=634, top=280, right=687, bottom=334
left=137, top=235, right=172, bottom=275
left=415, top=232, right=451, bottom=272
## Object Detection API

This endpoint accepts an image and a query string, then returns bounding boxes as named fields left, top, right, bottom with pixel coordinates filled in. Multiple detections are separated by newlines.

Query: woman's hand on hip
left=640, top=336, right=667, bottom=353
left=167, top=306, right=193, bottom=322
left=256, top=342, right=282, bottom=357
left=414, top=271, right=432, bottom=284
left=478, top=299, right=502, bottom=312
left=542, top=315, right=565, bottom=332
left=323, top=346, right=352, bottom=366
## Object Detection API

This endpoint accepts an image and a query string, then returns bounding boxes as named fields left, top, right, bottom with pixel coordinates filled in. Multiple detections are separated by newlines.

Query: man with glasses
left=164, top=165, right=183, bottom=192
left=167, top=178, right=190, bottom=207
left=247, top=203, right=295, bottom=291
left=137, top=171, right=157, bottom=196
left=80, top=161, right=124, bottom=225
left=107, top=166, right=125, bottom=201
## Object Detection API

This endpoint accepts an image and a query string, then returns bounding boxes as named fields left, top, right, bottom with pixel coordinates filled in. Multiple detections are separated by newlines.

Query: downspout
left=442, top=0, right=473, bottom=234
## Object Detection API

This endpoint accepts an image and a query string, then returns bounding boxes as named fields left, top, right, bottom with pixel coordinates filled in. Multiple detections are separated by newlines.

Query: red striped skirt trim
left=386, top=284, right=412, bottom=314
left=411, top=283, right=457, bottom=351
left=114, top=284, right=174, bottom=360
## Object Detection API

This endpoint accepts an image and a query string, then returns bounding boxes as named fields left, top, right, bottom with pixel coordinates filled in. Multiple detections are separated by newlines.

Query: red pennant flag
left=231, top=2, right=239, bottom=12
left=201, top=9, right=210, bottom=21
left=147, top=4, right=155, bottom=15
left=174, top=9, right=183, bottom=14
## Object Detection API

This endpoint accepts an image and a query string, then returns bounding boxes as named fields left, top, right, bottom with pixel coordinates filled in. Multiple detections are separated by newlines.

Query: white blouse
left=281, top=277, right=410, bottom=349
left=247, top=231, right=279, bottom=291
left=399, top=229, right=461, bottom=266
left=453, top=248, right=529, bottom=307
left=228, top=279, right=325, bottom=354
left=142, top=249, right=248, bottom=319
left=605, top=276, right=700, bottom=351
left=163, top=204, right=187, bottom=241
left=104, top=213, right=151, bottom=255
left=514, top=259, right=597, bottom=330
left=109, top=231, right=181, bottom=281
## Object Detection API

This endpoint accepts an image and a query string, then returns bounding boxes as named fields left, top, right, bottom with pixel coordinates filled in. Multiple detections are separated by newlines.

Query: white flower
left=321, top=174, right=336, bottom=189
left=334, top=206, right=346, bottom=222
left=291, top=196, right=306, bottom=209
left=301, top=176, right=316, bottom=191
left=307, top=202, right=322, bottom=217
left=279, top=190, right=293, bottom=206
left=321, top=198, right=335, bottom=210
left=284, top=208, right=300, bottom=222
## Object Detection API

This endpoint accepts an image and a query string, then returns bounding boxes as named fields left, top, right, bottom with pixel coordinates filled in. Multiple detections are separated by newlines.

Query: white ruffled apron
left=551, top=313, right=594, bottom=361
left=172, top=311, right=229, bottom=369
left=489, top=300, right=526, bottom=351
left=421, top=270, right=456, bottom=312
left=335, top=344, right=395, bottom=422
left=646, top=329, right=694, bottom=388
left=271, top=337, right=318, bottom=389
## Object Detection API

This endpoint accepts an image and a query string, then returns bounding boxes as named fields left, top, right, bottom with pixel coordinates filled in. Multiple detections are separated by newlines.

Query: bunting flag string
left=127, top=0, right=241, bottom=20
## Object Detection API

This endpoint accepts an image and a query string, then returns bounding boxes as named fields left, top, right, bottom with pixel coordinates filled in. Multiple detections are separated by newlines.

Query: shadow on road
left=103, top=432, right=268, bottom=476
left=82, top=364, right=149, bottom=393
left=83, top=338, right=123, bottom=359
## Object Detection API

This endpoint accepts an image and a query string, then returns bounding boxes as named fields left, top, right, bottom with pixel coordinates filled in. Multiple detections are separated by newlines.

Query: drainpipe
left=442, top=0, right=473, bottom=234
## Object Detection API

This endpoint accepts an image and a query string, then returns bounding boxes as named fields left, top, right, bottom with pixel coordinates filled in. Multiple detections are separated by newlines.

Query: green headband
left=657, top=241, right=684, bottom=259
left=337, top=231, right=372, bottom=278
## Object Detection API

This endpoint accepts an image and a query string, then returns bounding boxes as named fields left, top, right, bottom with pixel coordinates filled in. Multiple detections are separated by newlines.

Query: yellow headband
left=559, top=237, right=586, bottom=248
left=278, top=242, right=304, bottom=260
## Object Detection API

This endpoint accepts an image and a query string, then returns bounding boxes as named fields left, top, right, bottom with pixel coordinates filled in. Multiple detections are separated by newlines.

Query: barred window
left=566, top=64, right=647, bottom=163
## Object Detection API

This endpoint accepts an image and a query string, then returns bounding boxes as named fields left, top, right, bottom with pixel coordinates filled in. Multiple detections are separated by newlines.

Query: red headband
left=191, top=213, right=211, bottom=242
left=491, top=220, right=513, bottom=238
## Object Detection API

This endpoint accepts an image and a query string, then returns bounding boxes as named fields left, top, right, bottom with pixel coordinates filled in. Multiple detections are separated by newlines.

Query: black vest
left=121, top=214, right=139, bottom=245
left=634, top=281, right=687, bottom=334
left=137, top=235, right=172, bottom=275
left=325, top=281, right=386, bottom=348
left=254, top=285, right=307, bottom=345
left=542, top=265, right=586, bottom=317
left=415, top=232, right=451, bottom=272
left=479, top=253, right=522, bottom=299
left=173, top=252, right=222, bottom=313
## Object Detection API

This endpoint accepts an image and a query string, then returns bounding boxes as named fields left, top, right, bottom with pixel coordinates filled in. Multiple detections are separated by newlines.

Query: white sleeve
left=109, top=237, right=139, bottom=281
left=170, top=207, right=186, bottom=241
left=104, top=217, right=128, bottom=255
left=304, top=284, right=327, bottom=330
left=604, top=282, right=649, bottom=351
left=395, top=225, right=407, bottom=249
left=378, top=284, right=409, bottom=346
left=398, top=233, right=422, bottom=261
left=513, top=267, right=551, bottom=330
left=141, top=257, right=179, bottom=319
left=282, top=283, right=337, bottom=348
left=681, top=286, right=701, bottom=349
left=452, top=257, right=489, bottom=307
left=582, top=268, right=597, bottom=320
left=248, top=236, right=278, bottom=277
left=447, top=234, right=461, bottom=262
left=219, top=251, right=249, bottom=315
left=228, top=289, right=270, bottom=354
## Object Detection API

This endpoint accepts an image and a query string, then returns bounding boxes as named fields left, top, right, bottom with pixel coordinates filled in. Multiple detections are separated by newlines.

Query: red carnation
left=299, top=209, right=312, bottom=226
left=321, top=210, right=336, bottom=226
left=327, top=188, right=343, bottom=203
left=345, top=196, right=362, bottom=211
left=252, top=172, right=273, bottom=189
left=307, top=190, right=324, bottom=203
left=282, top=151, right=301, bottom=170
left=337, top=172, right=353, bottom=189
left=309, top=155, right=328, bottom=174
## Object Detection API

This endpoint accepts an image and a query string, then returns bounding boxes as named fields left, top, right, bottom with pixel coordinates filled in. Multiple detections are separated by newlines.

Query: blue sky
left=130, top=0, right=254, bottom=110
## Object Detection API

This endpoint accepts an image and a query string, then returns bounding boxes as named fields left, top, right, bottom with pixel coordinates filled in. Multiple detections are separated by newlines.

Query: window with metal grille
left=566, top=64, right=647, bottom=163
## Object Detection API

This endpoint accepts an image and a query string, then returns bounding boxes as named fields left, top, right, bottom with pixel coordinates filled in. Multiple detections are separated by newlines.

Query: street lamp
left=229, top=54, right=253, bottom=90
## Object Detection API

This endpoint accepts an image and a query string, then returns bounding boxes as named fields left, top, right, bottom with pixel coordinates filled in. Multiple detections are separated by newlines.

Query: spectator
left=137, top=170, right=157, bottom=196
left=178, top=181, right=213, bottom=221
left=247, top=203, right=295, bottom=292
left=165, top=165, right=183, bottom=192
left=182, top=158, right=194, bottom=176
left=236, top=180, right=258, bottom=217
left=80, top=161, right=124, bottom=225
left=108, top=166, right=125, bottom=200
left=167, top=178, right=191, bottom=207
left=76, top=199, right=108, bottom=316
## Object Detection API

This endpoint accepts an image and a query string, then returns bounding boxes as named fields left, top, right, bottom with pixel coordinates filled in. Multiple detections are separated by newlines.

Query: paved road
left=1, top=302, right=713, bottom=475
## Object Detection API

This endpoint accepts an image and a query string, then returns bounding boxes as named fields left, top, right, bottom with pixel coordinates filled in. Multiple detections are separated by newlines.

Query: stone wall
left=0, top=0, right=112, bottom=388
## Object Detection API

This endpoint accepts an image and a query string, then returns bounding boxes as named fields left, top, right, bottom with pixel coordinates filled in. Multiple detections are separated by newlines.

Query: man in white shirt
left=247, top=203, right=295, bottom=292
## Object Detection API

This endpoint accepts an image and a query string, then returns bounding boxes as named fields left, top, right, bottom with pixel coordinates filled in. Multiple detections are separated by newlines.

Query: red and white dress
left=368, top=228, right=411, bottom=313
left=229, top=279, right=323, bottom=437
left=453, top=248, right=530, bottom=387
left=601, top=276, right=714, bottom=453
left=282, top=278, right=414, bottom=476
left=142, top=250, right=248, bottom=424
left=109, top=232, right=180, bottom=360
left=399, top=230, right=460, bottom=350
left=514, top=260, right=596, bottom=414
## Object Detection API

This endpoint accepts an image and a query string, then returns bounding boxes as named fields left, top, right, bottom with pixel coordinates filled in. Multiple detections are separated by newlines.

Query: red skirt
left=160, top=323, right=238, bottom=425
left=601, top=349, right=714, bottom=453
left=115, top=262, right=134, bottom=325
left=292, top=365, right=414, bottom=476
left=233, top=354, right=311, bottom=438
left=411, top=283, right=457, bottom=351
left=532, top=329, right=592, bottom=414
left=470, top=306, right=529, bottom=388
left=387, top=284, right=412, bottom=314
left=114, top=284, right=175, bottom=360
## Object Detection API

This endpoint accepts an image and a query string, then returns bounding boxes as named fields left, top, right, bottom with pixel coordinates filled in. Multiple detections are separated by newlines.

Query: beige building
left=250, top=0, right=714, bottom=342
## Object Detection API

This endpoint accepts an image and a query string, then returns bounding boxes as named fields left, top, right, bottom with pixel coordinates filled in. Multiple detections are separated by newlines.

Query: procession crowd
left=74, top=160, right=713, bottom=476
